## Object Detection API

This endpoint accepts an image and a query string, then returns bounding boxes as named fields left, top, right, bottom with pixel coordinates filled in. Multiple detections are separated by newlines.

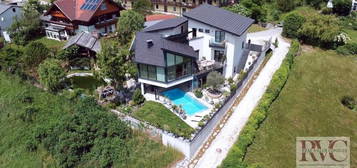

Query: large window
left=215, top=31, right=225, bottom=43
left=166, top=52, right=193, bottom=82
left=139, top=64, right=166, bottom=82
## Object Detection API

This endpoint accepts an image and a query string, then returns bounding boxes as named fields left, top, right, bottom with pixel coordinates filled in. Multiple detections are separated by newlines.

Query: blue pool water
left=162, top=88, right=208, bottom=116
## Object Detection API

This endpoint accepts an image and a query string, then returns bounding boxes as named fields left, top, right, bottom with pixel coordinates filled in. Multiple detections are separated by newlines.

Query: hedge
left=220, top=40, right=300, bottom=168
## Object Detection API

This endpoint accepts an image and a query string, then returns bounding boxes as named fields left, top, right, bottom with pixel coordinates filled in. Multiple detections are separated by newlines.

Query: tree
left=132, top=0, right=152, bottom=16
left=223, top=4, right=252, bottom=17
left=0, top=45, right=23, bottom=73
left=333, top=0, right=352, bottom=16
left=38, top=59, right=66, bottom=91
left=282, top=12, right=305, bottom=38
left=97, top=41, right=135, bottom=88
left=240, top=0, right=267, bottom=22
left=298, top=13, right=341, bottom=47
left=117, top=10, right=145, bottom=45
left=56, top=45, right=79, bottom=61
left=206, top=71, right=225, bottom=92
left=132, top=88, right=145, bottom=105
left=305, top=0, right=325, bottom=9
left=23, top=41, right=50, bottom=69
left=276, top=0, right=296, bottom=12
left=8, top=11, right=41, bottom=45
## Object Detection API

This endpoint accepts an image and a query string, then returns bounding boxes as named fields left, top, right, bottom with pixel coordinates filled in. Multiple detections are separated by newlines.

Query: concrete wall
left=0, top=6, right=23, bottom=35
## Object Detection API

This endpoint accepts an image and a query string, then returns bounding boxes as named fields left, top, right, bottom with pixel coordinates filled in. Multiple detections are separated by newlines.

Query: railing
left=151, top=0, right=197, bottom=8
left=209, top=39, right=226, bottom=48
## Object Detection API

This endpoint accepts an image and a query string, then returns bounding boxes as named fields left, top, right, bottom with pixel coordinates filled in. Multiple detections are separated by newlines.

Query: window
left=205, top=29, right=210, bottom=33
left=100, top=3, right=107, bottom=10
left=166, top=53, right=175, bottom=66
left=156, top=67, right=165, bottom=82
left=353, top=3, right=357, bottom=10
left=182, top=8, right=186, bottom=12
left=214, top=50, right=225, bottom=62
left=12, top=8, right=16, bottom=12
left=156, top=4, right=159, bottom=9
left=192, top=28, right=197, bottom=38
left=167, top=66, right=176, bottom=81
left=175, top=55, right=183, bottom=64
left=148, top=65, right=156, bottom=80
left=198, top=28, right=203, bottom=32
left=215, top=31, right=225, bottom=42
left=140, top=64, right=148, bottom=78
left=173, top=6, right=176, bottom=11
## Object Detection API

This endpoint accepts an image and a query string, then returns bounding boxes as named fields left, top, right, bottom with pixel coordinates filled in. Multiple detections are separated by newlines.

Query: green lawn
left=133, top=101, right=195, bottom=138
left=34, top=36, right=66, bottom=51
left=248, top=24, right=267, bottom=33
left=243, top=48, right=357, bottom=167
left=0, top=72, right=182, bottom=168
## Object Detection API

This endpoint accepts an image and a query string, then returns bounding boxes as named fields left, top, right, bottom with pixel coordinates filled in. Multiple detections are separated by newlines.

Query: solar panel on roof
left=90, top=4, right=97, bottom=10
left=80, top=4, right=85, bottom=9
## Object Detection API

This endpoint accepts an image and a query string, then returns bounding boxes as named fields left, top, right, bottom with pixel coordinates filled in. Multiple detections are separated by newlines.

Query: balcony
left=151, top=0, right=197, bottom=8
left=95, top=18, right=118, bottom=29
left=209, top=39, right=226, bottom=48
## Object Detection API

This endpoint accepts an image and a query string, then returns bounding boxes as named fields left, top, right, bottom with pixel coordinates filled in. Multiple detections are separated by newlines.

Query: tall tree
left=276, top=0, right=296, bottom=12
left=117, top=10, right=145, bottom=45
left=132, top=0, right=152, bottom=16
left=333, top=0, right=352, bottom=16
left=0, top=45, right=23, bottom=73
left=8, top=11, right=41, bottom=45
left=97, top=41, right=135, bottom=88
left=23, top=41, right=50, bottom=69
left=223, top=4, right=252, bottom=17
left=38, top=58, right=66, bottom=91
left=282, top=12, right=306, bottom=38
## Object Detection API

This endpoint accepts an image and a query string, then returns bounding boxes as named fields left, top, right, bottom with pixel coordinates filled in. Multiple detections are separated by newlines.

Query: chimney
left=146, top=39, right=153, bottom=48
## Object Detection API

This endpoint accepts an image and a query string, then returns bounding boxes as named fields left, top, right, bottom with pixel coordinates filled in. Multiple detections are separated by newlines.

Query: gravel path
left=193, top=28, right=290, bottom=168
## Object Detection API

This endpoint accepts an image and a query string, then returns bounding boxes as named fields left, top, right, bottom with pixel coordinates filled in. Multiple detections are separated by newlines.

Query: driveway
left=193, top=28, right=290, bottom=168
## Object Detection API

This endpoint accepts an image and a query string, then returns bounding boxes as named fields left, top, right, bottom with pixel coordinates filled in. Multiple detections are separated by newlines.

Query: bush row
left=219, top=40, right=300, bottom=168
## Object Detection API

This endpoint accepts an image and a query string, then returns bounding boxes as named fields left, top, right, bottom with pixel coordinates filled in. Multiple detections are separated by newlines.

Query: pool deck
left=144, top=92, right=213, bottom=128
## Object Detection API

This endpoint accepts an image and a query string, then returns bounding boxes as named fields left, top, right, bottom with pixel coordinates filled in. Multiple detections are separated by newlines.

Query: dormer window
left=100, top=3, right=107, bottom=10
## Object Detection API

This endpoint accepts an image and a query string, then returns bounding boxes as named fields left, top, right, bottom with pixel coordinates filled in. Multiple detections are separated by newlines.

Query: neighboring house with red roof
left=41, top=0, right=124, bottom=41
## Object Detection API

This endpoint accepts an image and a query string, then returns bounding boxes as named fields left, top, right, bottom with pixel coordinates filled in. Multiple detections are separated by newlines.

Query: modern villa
left=41, top=0, right=124, bottom=41
left=133, top=4, right=254, bottom=97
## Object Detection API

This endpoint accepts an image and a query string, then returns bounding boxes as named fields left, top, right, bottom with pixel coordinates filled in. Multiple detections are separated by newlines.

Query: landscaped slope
left=244, top=48, right=357, bottom=167
left=0, top=73, right=182, bottom=168
left=133, top=101, right=195, bottom=138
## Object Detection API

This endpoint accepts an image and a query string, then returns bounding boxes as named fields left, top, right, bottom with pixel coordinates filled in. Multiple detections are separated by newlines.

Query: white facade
left=187, top=19, right=247, bottom=78
left=0, top=5, right=23, bottom=38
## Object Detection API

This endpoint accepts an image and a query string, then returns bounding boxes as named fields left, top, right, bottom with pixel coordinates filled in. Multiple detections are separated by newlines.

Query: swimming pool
left=162, top=88, right=208, bottom=116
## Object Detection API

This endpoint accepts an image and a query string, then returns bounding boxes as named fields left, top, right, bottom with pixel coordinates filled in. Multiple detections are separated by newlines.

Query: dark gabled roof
left=134, top=32, right=198, bottom=67
left=0, top=3, right=20, bottom=14
left=183, top=4, right=254, bottom=36
left=63, top=31, right=101, bottom=53
left=144, top=17, right=187, bottom=32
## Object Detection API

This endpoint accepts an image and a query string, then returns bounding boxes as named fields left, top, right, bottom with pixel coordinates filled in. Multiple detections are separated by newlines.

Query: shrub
left=220, top=40, right=300, bottom=168
left=207, top=71, right=225, bottom=91
left=23, top=41, right=50, bottom=68
left=132, top=88, right=145, bottom=105
left=194, top=89, right=203, bottom=98
left=56, top=45, right=79, bottom=61
left=341, top=96, right=356, bottom=110
left=282, top=12, right=305, bottom=38
left=38, top=58, right=66, bottom=92
left=321, top=7, right=332, bottom=14
left=333, top=0, right=352, bottom=16
left=336, top=43, right=357, bottom=55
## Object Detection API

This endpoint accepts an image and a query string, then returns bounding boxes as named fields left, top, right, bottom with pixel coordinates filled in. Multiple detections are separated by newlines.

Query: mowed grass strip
left=133, top=101, right=195, bottom=138
left=0, top=73, right=182, bottom=168
left=244, top=48, right=357, bottom=167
